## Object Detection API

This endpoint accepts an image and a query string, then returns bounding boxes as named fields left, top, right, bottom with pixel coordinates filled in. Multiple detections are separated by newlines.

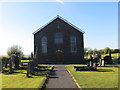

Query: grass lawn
left=1, top=65, right=52, bottom=89
left=66, top=64, right=119, bottom=88
left=101, top=53, right=120, bottom=59
left=21, top=60, right=30, bottom=62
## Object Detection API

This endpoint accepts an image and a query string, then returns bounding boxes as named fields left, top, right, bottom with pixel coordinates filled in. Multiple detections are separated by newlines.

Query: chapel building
left=33, top=15, right=84, bottom=64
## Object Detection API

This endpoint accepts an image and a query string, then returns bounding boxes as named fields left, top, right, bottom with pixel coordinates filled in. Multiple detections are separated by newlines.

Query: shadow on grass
left=2, top=71, right=19, bottom=75
left=77, top=69, right=114, bottom=72
left=103, top=66, right=120, bottom=68
left=2, top=69, right=27, bottom=75
left=97, top=69, right=114, bottom=72
left=32, top=69, right=51, bottom=76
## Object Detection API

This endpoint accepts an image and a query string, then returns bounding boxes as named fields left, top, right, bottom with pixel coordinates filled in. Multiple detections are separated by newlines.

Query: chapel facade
left=33, top=15, right=84, bottom=64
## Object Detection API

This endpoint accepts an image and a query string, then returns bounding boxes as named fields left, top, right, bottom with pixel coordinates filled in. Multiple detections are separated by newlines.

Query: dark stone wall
left=34, top=18, right=84, bottom=64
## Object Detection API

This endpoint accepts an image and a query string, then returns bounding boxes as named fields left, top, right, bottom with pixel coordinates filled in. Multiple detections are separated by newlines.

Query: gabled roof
left=33, top=15, right=85, bottom=34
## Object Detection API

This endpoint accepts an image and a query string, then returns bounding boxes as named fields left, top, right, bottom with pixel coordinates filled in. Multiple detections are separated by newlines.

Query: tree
left=84, top=48, right=89, bottom=55
left=93, top=48, right=99, bottom=55
left=84, top=48, right=93, bottom=55
left=99, top=49, right=104, bottom=54
left=7, top=45, right=24, bottom=57
left=88, top=49, right=93, bottom=55
left=113, top=49, right=120, bottom=53
left=103, top=47, right=110, bottom=54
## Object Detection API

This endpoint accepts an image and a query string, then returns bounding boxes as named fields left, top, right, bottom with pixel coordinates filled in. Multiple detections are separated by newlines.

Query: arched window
left=54, top=32, right=63, bottom=44
left=70, top=35, right=77, bottom=53
left=41, top=36, right=47, bottom=53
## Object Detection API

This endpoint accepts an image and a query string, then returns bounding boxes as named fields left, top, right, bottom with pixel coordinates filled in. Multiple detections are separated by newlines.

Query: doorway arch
left=55, top=50, right=63, bottom=64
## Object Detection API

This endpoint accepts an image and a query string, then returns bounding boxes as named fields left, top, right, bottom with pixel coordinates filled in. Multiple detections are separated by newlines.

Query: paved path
left=46, top=65, right=79, bottom=89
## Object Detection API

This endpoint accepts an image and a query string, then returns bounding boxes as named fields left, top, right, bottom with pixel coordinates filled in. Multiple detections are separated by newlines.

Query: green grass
left=2, top=64, right=53, bottom=89
left=66, top=64, right=119, bottom=88
left=2, top=72, right=45, bottom=89
left=21, top=60, right=30, bottom=62
left=101, top=53, right=120, bottom=59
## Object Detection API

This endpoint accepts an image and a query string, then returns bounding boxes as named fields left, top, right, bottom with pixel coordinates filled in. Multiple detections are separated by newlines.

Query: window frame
left=41, top=36, right=47, bottom=54
left=70, top=35, right=77, bottom=53
left=54, top=32, right=63, bottom=44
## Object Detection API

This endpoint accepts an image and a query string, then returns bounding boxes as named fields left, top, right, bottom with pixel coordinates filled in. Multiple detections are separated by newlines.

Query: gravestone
left=104, top=50, right=113, bottom=64
left=104, top=56, right=113, bottom=64
left=26, top=52, right=35, bottom=77
left=98, top=59, right=102, bottom=66
left=14, top=53, right=20, bottom=69
left=8, top=53, right=20, bottom=73
left=89, top=61, right=93, bottom=67
left=9, top=58, right=14, bottom=73
left=5, top=58, right=9, bottom=68
left=26, top=60, right=34, bottom=77
left=101, top=59, right=105, bottom=66
left=93, top=63, right=97, bottom=70
left=93, top=63, right=96, bottom=67
left=31, top=52, right=34, bottom=59
left=26, top=61, right=30, bottom=77
left=89, top=55, right=93, bottom=66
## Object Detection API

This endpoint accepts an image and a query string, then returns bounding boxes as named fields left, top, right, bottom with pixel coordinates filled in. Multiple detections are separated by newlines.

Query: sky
left=0, top=2, right=118, bottom=55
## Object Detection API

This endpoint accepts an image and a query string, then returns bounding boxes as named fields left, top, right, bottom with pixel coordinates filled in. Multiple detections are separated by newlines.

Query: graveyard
left=1, top=1, right=118, bottom=89
left=2, top=63, right=54, bottom=88
left=1, top=51, right=119, bottom=89
left=66, top=64, right=119, bottom=88
left=1, top=53, right=54, bottom=88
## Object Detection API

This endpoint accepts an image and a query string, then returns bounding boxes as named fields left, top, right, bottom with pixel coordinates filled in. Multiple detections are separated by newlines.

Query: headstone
left=26, top=60, right=34, bottom=77
left=96, top=54, right=101, bottom=63
left=89, top=61, right=93, bottom=67
left=98, top=59, right=102, bottom=66
left=104, top=56, right=113, bottom=64
left=93, top=63, right=97, bottom=70
left=5, top=58, right=9, bottom=68
left=31, top=52, right=34, bottom=60
left=108, top=50, right=112, bottom=58
left=93, top=63, right=96, bottom=67
left=14, top=53, right=20, bottom=69
left=101, top=59, right=105, bottom=66
left=88, top=55, right=93, bottom=67
left=9, top=59, right=14, bottom=73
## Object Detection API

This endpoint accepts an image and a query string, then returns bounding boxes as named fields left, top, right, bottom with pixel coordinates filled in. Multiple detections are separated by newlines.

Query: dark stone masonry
left=33, top=15, right=84, bottom=64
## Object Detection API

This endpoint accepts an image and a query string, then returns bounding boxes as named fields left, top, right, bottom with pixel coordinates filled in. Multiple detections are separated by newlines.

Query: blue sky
left=0, top=2, right=118, bottom=55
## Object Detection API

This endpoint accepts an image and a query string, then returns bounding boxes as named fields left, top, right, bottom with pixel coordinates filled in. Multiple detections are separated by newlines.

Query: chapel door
left=55, top=50, right=63, bottom=63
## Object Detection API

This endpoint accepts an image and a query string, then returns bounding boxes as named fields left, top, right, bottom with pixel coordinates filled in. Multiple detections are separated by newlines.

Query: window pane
left=41, top=36, right=47, bottom=53
left=55, top=32, right=63, bottom=44
left=70, top=35, right=77, bottom=53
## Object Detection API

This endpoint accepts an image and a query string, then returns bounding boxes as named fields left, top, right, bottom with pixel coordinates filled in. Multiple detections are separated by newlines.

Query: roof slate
left=33, top=15, right=85, bottom=34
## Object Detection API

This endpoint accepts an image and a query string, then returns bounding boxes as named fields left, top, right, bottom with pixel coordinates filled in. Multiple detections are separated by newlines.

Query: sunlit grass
left=2, top=64, right=53, bottom=88
left=21, top=60, right=30, bottom=62
left=66, top=64, right=119, bottom=88
left=2, top=69, right=46, bottom=88
left=101, top=53, right=120, bottom=59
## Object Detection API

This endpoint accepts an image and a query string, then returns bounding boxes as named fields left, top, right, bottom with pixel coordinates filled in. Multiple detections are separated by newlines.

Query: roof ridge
left=33, top=15, right=85, bottom=34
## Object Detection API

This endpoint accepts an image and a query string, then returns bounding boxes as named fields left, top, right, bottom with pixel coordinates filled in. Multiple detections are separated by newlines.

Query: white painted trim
left=33, top=15, right=85, bottom=34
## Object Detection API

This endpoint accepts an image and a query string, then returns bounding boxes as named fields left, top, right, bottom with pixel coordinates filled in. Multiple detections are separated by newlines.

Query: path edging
left=67, top=69, right=82, bottom=89
left=39, top=75, right=48, bottom=89
left=40, top=66, right=55, bottom=89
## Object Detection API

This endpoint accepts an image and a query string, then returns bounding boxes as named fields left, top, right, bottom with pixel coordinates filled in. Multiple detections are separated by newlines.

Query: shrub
left=2, top=56, right=9, bottom=61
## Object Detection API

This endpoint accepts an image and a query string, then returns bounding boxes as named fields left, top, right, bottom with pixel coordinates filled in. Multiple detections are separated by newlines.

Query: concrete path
left=46, top=65, right=79, bottom=89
